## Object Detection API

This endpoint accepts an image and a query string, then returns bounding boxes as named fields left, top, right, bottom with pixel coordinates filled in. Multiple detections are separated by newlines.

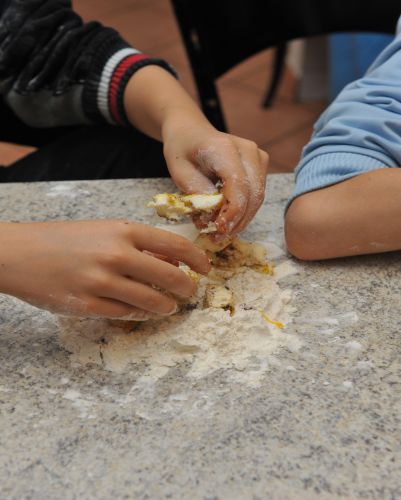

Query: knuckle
left=85, top=272, right=112, bottom=292
left=232, top=197, right=247, bottom=212
left=259, top=150, right=269, bottom=167
left=245, top=139, right=258, bottom=150
left=213, top=136, right=234, bottom=151
left=116, top=219, right=137, bottom=237
left=97, top=249, right=126, bottom=268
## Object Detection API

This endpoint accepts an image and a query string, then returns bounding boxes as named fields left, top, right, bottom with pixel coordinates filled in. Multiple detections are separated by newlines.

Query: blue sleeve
left=288, top=15, right=401, bottom=207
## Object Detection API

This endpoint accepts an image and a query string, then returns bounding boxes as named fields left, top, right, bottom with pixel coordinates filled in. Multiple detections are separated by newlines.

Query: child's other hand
left=0, top=221, right=210, bottom=319
left=163, top=114, right=269, bottom=237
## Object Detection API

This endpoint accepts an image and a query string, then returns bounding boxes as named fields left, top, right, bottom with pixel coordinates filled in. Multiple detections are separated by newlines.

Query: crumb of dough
left=194, top=234, right=232, bottom=253
left=180, top=264, right=201, bottom=284
left=209, top=238, right=273, bottom=275
left=203, top=284, right=235, bottom=315
left=200, top=221, right=218, bottom=234
left=147, top=192, right=223, bottom=221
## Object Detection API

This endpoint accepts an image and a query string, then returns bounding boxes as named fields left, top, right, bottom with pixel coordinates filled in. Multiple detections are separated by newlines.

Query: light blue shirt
left=289, top=14, right=401, bottom=206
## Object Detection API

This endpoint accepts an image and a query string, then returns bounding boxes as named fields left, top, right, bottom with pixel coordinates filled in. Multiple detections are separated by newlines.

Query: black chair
left=170, top=0, right=400, bottom=132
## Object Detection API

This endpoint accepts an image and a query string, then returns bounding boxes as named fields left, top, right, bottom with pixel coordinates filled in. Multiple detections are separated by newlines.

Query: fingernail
left=119, top=312, right=151, bottom=322
left=163, top=303, right=178, bottom=316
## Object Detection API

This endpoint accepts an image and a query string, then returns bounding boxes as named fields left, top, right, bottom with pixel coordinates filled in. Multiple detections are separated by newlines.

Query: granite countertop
left=1, top=175, right=401, bottom=499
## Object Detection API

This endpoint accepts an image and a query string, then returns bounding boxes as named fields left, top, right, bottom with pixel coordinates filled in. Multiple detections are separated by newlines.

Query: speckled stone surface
left=1, top=176, right=401, bottom=500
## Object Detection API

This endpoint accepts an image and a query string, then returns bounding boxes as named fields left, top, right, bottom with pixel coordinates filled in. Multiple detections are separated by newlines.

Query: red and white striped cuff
left=97, top=48, right=149, bottom=125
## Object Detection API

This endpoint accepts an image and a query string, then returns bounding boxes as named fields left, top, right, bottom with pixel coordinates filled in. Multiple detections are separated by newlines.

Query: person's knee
left=284, top=192, right=327, bottom=261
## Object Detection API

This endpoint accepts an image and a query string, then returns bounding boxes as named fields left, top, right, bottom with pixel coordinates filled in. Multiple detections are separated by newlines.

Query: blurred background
left=0, top=0, right=394, bottom=174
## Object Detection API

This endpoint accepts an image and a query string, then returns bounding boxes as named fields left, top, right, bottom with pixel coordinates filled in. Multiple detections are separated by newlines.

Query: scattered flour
left=46, top=183, right=90, bottom=199
left=58, top=254, right=301, bottom=387
left=343, top=380, right=354, bottom=389
left=344, top=340, right=363, bottom=352
left=354, top=360, right=374, bottom=372
left=63, top=389, right=96, bottom=419
left=256, top=241, right=285, bottom=259
left=301, top=310, right=359, bottom=335
left=273, top=260, right=300, bottom=281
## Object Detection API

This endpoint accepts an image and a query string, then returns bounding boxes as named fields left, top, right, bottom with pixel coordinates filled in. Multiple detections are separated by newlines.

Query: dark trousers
left=0, top=103, right=168, bottom=182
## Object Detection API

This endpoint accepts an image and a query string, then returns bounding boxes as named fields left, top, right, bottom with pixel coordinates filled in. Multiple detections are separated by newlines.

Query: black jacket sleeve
left=0, top=0, right=175, bottom=127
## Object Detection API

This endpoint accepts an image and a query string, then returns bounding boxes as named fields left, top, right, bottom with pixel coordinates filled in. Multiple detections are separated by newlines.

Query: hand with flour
left=0, top=220, right=210, bottom=319
left=163, top=114, right=269, bottom=237
left=124, top=67, right=269, bottom=238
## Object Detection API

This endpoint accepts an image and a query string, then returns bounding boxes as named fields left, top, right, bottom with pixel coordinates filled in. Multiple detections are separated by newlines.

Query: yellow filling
left=259, top=310, right=285, bottom=329
left=147, top=192, right=224, bottom=221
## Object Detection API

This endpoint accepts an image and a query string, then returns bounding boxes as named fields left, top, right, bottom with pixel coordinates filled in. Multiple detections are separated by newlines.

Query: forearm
left=123, top=66, right=213, bottom=142
left=285, top=168, right=401, bottom=260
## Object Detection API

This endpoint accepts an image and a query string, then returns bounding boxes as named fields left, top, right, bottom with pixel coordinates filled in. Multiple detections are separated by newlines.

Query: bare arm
left=285, top=168, right=401, bottom=260
left=123, top=65, right=207, bottom=142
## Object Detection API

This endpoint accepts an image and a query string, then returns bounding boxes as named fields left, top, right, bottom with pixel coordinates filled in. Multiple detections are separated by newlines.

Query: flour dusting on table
left=58, top=242, right=301, bottom=386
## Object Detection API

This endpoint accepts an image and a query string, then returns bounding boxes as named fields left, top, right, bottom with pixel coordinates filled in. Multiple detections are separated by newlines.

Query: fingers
left=117, top=307, right=152, bottom=321
left=61, top=295, right=152, bottom=320
left=130, top=225, right=211, bottom=274
left=119, top=249, right=197, bottom=298
left=166, top=158, right=217, bottom=194
left=143, top=250, right=179, bottom=267
left=194, top=140, right=250, bottom=234
left=101, top=277, right=178, bottom=316
left=94, top=301, right=152, bottom=321
left=229, top=141, right=269, bottom=235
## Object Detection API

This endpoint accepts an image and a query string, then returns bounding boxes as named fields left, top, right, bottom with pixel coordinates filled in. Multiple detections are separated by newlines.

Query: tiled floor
left=0, top=0, right=327, bottom=173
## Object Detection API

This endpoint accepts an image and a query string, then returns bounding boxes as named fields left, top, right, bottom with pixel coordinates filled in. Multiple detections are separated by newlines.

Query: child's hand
left=123, top=67, right=268, bottom=237
left=0, top=221, right=210, bottom=319
left=162, top=113, right=269, bottom=237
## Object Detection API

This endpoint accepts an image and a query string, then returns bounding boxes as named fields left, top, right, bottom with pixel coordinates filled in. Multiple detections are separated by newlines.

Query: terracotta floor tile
left=237, top=65, right=299, bottom=103
left=153, top=39, right=190, bottom=73
left=223, top=50, right=274, bottom=83
left=93, top=2, right=180, bottom=53
left=266, top=160, right=292, bottom=174
left=154, top=0, right=180, bottom=18
left=74, top=0, right=143, bottom=21
left=73, top=0, right=169, bottom=23
left=301, top=99, right=329, bottom=118
left=217, top=81, right=315, bottom=145
left=154, top=42, right=199, bottom=99
left=262, top=124, right=315, bottom=171
left=0, top=143, right=36, bottom=167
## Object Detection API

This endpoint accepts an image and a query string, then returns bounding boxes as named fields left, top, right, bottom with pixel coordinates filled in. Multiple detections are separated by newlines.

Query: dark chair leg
left=262, top=43, right=288, bottom=108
